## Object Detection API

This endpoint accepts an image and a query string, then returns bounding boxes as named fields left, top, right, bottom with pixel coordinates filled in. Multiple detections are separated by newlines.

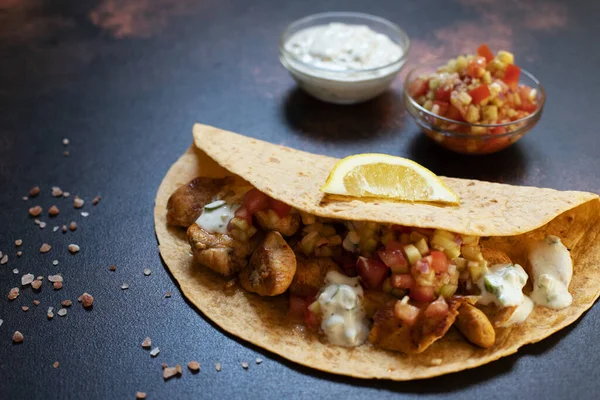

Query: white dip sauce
left=195, top=200, right=238, bottom=234
left=528, top=235, right=573, bottom=309
left=285, top=23, right=403, bottom=73
left=316, top=270, right=369, bottom=347
left=477, top=263, right=533, bottom=326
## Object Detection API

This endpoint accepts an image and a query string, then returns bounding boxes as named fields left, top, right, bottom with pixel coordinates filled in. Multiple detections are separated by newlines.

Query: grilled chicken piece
left=369, top=298, right=466, bottom=354
left=363, top=291, right=397, bottom=319
left=167, top=177, right=232, bottom=227
left=254, top=210, right=301, bottom=237
left=239, top=231, right=297, bottom=296
left=187, top=223, right=261, bottom=276
left=455, top=303, right=496, bottom=348
left=289, top=255, right=341, bottom=297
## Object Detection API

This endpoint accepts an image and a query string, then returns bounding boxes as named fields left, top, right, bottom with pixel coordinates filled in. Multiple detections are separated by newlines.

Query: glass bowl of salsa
left=403, top=45, right=546, bottom=154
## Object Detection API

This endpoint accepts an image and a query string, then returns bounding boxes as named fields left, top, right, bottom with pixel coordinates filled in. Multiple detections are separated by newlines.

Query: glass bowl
left=403, top=65, right=546, bottom=154
left=279, top=12, right=410, bottom=104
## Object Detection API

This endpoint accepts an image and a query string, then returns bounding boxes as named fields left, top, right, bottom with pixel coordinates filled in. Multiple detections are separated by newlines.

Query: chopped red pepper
left=408, top=78, right=429, bottom=98
left=477, top=43, right=494, bottom=62
left=468, top=84, right=491, bottom=105
left=503, top=64, right=521, bottom=90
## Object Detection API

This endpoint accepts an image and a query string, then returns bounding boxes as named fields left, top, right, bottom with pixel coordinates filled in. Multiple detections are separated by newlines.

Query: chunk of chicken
left=288, top=255, right=341, bottom=297
left=363, top=291, right=397, bottom=319
left=455, top=303, right=496, bottom=348
left=369, top=298, right=466, bottom=354
left=238, top=231, right=297, bottom=296
left=167, top=177, right=232, bottom=227
left=254, top=210, right=301, bottom=237
left=187, top=223, right=261, bottom=276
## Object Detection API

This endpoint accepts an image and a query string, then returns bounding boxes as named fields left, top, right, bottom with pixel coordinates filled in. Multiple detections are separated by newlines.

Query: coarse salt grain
left=215, top=362, right=222, bottom=372
left=0, top=255, right=8, bottom=265
left=73, top=198, right=84, bottom=208
left=81, top=212, right=89, bottom=217
left=13, top=269, right=19, bottom=274
left=62, top=138, right=69, bottom=145
left=143, top=268, right=151, bottom=276
left=52, top=187, right=63, bottom=197
left=29, top=205, right=42, bottom=217
left=53, top=260, right=59, bottom=266
left=49, top=205, right=60, bottom=216
left=188, top=361, right=200, bottom=372
left=150, top=347, right=160, bottom=357
left=40, top=243, right=52, bottom=253
left=21, top=306, right=29, bottom=312
left=61, top=300, right=72, bottom=307
left=21, top=273, right=34, bottom=286
left=48, top=274, right=63, bottom=283
left=53, top=282, right=63, bottom=290
left=256, top=358, right=263, bottom=364
left=136, top=392, right=146, bottom=399
left=57, top=308, right=67, bottom=317
left=141, top=337, right=151, bottom=348
left=39, top=222, right=47, bottom=229
left=80, top=293, right=94, bottom=308
left=163, top=366, right=179, bottom=380
left=68, top=244, right=80, bottom=253
left=8, top=288, right=19, bottom=300
left=15, top=239, right=23, bottom=246
left=121, top=283, right=129, bottom=290
left=12, top=331, right=24, bottom=343
left=17, top=251, right=22, bottom=257
left=53, top=361, right=60, bottom=368
left=241, top=362, right=249, bottom=369
left=69, top=222, right=77, bottom=231
left=53, top=226, right=59, bottom=232
left=32, top=280, right=42, bottom=290
left=29, top=186, right=40, bottom=197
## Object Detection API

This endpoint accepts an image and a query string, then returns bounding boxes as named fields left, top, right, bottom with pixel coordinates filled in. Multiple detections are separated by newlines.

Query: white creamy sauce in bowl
left=284, top=23, right=403, bottom=74
left=315, top=271, right=369, bottom=347
left=280, top=16, right=409, bottom=104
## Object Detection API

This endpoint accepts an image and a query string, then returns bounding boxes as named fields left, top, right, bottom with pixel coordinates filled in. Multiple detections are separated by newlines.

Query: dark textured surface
left=0, top=0, right=599, bottom=399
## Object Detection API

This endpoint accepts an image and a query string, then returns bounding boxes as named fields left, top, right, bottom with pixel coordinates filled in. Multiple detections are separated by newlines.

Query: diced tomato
left=243, top=189, right=269, bottom=214
left=477, top=43, right=494, bottom=62
left=435, top=86, right=452, bottom=102
left=408, top=78, right=429, bottom=98
left=466, top=56, right=486, bottom=78
left=503, top=64, right=521, bottom=90
left=433, top=100, right=450, bottom=116
left=468, top=84, right=491, bottom=105
left=378, top=249, right=408, bottom=273
left=304, top=306, right=320, bottom=330
left=446, top=103, right=464, bottom=121
left=385, top=240, right=404, bottom=251
left=334, top=252, right=358, bottom=277
left=491, top=126, right=507, bottom=134
left=409, top=284, right=435, bottom=302
left=423, top=296, right=449, bottom=318
left=356, top=257, right=389, bottom=290
left=233, top=206, right=253, bottom=225
left=430, top=250, right=449, bottom=273
left=288, top=294, right=306, bottom=319
left=391, top=274, right=415, bottom=289
left=268, top=197, right=291, bottom=218
left=394, top=301, right=421, bottom=326
left=517, top=86, right=537, bottom=113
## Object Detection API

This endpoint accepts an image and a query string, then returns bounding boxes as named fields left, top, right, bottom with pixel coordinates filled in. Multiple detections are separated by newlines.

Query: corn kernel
left=456, top=56, right=468, bottom=71
left=457, top=91, right=472, bottom=105
left=424, top=100, right=433, bottom=111
left=482, top=105, right=498, bottom=121
left=429, top=78, right=440, bottom=90
left=492, top=97, right=504, bottom=107
left=496, top=50, right=514, bottom=65
left=465, top=104, right=480, bottom=123
left=426, top=91, right=435, bottom=101
left=482, top=70, right=492, bottom=84
left=471, top=126, right=488, bottom=135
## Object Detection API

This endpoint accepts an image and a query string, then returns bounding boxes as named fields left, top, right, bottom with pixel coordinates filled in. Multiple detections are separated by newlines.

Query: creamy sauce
left=195, top=201, right=238, bottom=234
left=528, top=235, right=573, bottom=309
left=477, top=263, right=533, bottom=326
left=316, top=271, right=369, bottom=347
left=285, top=23, right=403, bottom=72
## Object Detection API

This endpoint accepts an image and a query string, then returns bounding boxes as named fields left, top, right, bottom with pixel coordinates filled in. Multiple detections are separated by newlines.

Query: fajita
left=154, top=123, right=600, bottom=380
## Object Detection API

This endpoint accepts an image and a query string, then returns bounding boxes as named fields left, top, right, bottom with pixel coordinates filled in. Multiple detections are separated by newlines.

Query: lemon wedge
left=320, top=154, right=459, bottom=205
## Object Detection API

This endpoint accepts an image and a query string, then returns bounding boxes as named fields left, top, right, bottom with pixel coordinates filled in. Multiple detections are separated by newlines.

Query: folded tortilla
left=154, top=123, right=600, bottom=380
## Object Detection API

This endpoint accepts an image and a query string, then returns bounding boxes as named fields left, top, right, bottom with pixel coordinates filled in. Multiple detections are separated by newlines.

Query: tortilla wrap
left=154, top=123, right=600, bottom=380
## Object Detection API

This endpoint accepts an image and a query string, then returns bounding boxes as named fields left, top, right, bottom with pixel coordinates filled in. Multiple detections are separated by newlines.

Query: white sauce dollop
left=477, top=263, right=533, bottom=326
left=528, top=235, right=573, bottom=309
left=285, top=23, right=403, bottom=73
left=316, top=271, right=369, bottom=347
left=195, top=201, right=238, bottom=234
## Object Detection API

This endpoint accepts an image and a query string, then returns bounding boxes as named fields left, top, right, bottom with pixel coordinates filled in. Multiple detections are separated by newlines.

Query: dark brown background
left=1, top=0, right=599, bottom=399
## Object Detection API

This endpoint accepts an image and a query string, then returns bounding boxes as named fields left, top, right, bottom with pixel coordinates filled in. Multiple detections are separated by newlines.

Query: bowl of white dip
left=279, top=12, right=410, bottom=104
